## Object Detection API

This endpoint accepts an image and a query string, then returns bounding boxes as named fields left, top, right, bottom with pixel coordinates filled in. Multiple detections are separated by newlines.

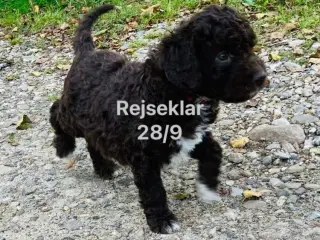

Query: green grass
left=144, top=29, right=166, bottom=39
left=1, top=0, right=319, bottom=45
left=0, top=0, right=199, bottom=36
left=229, top=0, right=320, bottom=29
left=129, top=39, right=148, bottom=49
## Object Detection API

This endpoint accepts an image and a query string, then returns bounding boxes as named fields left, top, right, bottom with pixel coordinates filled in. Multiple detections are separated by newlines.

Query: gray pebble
left=304, top=183, right=320, bottom=190
left=292, top=114, right=319, bottom=124
left=276, top=189, right=290, bottom=197
left=243, top=200, right=267, bottom=210
left=294, top=187, right=306, bottom=195
left=285, top=182, right=302, bottom=189
left=287, top=195, right=299, bottom=203
left=269, top=178, right=285, bottom=188
left=286, top=165, right=305, bottom=174
left=64, top=219, right=83, bottom=231
left=266, top=142, right=281, bottom=150
left=262, top=155, right=273, bottom=165
left=228, top=153, right=245, bottom=163
left=227, top=169, right=241, bottom=180
left=274, top=151, right=290, bottom=160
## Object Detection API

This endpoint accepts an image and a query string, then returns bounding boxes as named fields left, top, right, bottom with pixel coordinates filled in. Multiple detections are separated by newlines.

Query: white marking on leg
left=168, top=125, right=209, bottom=169
left=196, top=181, right=221, bottom=203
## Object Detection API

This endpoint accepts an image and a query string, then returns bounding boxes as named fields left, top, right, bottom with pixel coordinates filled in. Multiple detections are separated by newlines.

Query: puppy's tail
left=73, top=4, right=117, bottom=55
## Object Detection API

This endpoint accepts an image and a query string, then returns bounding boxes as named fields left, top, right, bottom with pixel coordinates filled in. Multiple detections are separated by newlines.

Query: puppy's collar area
left=186, top=95, right=211, bottom=105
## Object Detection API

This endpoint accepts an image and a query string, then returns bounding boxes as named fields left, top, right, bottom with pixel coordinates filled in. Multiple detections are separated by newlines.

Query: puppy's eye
left=217, top=52, right=230, bottom=62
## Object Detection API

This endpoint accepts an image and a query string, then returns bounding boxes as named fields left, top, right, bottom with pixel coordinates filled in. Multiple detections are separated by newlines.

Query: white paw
left=164, top=221, right=180, bottom=234
left=196, top=181, right=222, bottom=203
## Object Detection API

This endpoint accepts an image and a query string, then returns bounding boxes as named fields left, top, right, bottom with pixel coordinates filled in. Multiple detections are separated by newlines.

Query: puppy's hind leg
left=49, top=100, right=76, bottom=158
left=87, top=144, right=117, bottom=180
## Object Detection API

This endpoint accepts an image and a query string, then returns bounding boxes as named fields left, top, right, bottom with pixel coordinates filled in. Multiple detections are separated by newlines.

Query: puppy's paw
left=196, top=181, right=222, bottom=203
left=147, top=214, right=180, bottom=234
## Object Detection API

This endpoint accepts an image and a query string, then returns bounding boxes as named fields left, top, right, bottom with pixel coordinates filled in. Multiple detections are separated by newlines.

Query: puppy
left=50, top=4, right=267, bottom=234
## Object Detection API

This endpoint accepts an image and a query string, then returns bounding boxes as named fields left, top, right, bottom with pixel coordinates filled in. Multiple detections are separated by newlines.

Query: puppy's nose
left=253, top=72, right=267, bottom=86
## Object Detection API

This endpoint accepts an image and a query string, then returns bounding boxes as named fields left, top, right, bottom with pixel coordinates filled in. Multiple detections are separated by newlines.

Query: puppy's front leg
left=191, top=132, right=223, bottom=203
left=131, top=157, right=180, bottom=234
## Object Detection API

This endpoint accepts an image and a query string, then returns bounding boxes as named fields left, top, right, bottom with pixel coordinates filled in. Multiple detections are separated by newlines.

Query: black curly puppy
left=50, top=4, right=267, bottom=234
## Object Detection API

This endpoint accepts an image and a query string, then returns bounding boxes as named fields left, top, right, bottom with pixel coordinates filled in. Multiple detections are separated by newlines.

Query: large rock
left=248, top=124, right=305, bottom=144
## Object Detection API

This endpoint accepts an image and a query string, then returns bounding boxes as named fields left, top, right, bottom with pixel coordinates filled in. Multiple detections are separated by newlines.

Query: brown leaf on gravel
left=269, top=53, right=281, bottom=61
left=56, top=64, right=71, bottom=71
left=230, top=137, right=249, bottom=148
left=243, top=190, right=262, bottom=199
left=31, top=71, right=42, bottom=77
left=66, top=159, right=76, bottom=169
left=60, top=22, right=69, bottom=30
left=302, top=28, right=314, bottom=35
left=309, top=58, right=320, bottom=64
left=69, top=18, right=79, bottom=24
left=270, top=31, right=285, bottom=39
left=284, top=22, right=298, bottom=32
left=270, top=22, right=298, bottom=39
left=173, top=193, right=191, bottom=200
left=16, top=115, right=32, bottom=130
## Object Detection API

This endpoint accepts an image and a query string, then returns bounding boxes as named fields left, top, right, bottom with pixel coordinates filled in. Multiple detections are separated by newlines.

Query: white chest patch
left=166, top=125, right=211, bottom=170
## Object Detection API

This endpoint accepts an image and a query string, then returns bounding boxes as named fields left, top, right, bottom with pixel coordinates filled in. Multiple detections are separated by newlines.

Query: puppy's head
left=160, top=5, right=267, bottom=102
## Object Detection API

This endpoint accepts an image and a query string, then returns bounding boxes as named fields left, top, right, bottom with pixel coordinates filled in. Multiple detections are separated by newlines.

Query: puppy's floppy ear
left=162, top=35, right=201, bottom=90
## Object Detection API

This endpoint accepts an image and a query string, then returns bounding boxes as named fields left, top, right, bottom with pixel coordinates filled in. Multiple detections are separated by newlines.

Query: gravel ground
left=0, top=17, right=320, bottom=240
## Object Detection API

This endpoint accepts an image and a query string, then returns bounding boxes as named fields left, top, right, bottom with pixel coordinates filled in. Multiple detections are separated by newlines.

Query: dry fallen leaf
left=4, top=34, right=13, bottom=40
left=60, top=22, right=69, bottom=30
left=284, top=22, right=298, bottom=32
left=127, top=48, right=136, bottom=54
left=69, top=18, right=79, bottom=24
left=270, top=31, right=285, bottom=39
left=302, top=28, right=313, bottom=34
left=270, top=22, right=298, bottom=40
left=66, top=158, right=76, bottom=169
left=173, top=193, right=191, bottom=200
left=141, top=4, right=161, bottom=16
left=269, top=53, right=281, bottom=61
left=243, top=190, right=262, bottom=199
left=230, top=137, right=249, bottom=148
left=56, top=64, right=71, bottom=70
left=255, top=13, right=267, bottom=19
left=16, top=114, right=32, bottom=130
left=31, top=71, right=42, bottom=77
left=309, top=58, right=320, bottom=64
left=34, top=5, right=39, bottom=13
left=253, top=45, right=262, bottom=52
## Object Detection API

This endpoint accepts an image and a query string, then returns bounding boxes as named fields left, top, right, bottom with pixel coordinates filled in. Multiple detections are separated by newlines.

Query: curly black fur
left=49, top=4, right=267, bottom=234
